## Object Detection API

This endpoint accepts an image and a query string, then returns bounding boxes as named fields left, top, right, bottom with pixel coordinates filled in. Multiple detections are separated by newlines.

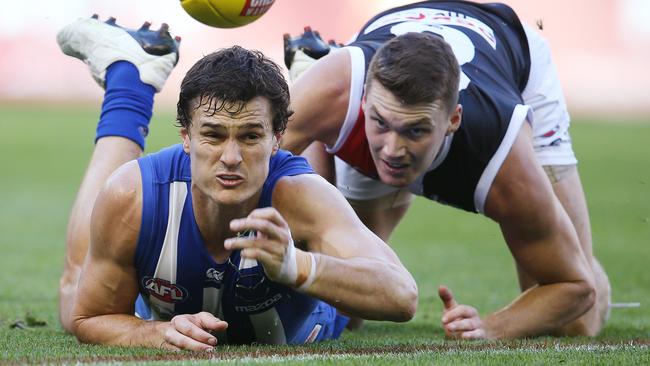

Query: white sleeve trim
left=473, top=104, right=533, bottom=214
left=325, top=46, right=366, bottom=154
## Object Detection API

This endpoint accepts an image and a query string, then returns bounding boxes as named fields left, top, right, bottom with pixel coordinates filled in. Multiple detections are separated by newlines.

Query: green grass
left=0, top=103, right=648, bottom=364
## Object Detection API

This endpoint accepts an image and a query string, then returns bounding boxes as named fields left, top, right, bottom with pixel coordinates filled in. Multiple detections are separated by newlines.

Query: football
left=180, top=0, right=275, bottom=28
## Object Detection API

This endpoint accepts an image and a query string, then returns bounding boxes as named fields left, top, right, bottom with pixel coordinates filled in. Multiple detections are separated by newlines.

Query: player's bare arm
left=226, top=173, right=418, bottom=322
left=282, top=49, right=352, bottom=154
left=71, top=162, right=227, bottom=351
left=439, top=124, right=595, bottom=339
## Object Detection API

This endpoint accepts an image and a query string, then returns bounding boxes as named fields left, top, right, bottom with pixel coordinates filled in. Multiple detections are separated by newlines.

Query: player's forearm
left=301, top=252, right=418, bottom=322
left=73, top=314, right=169, bottom=348
left=484, top=280, right=595, bottom=339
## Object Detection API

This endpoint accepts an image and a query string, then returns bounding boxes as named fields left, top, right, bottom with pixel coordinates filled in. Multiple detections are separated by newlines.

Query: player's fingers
left=195, top=311, right=228, bottom=332
left=461, top=328, right=486, bottom=340
left=441, top=305, right=478, bottom=324
left=240, top=247, right=275, bottom=264
left=246, top=207, right=289, bottom=229
left=224, top=237, right=284, bottom=258
left=446, top=317, right=480, bottom=332
left=438, top=285, right=458, bottom=311
left=164, top=325, right=214, bottom=352
left=168, top=315, right=217, bottom=350
left=229, top=218, right=287, bottom=241
left=224, top=236, right=255, bottom=251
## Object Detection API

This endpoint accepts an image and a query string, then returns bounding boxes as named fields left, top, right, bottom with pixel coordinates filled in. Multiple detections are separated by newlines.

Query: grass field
left=0, top=104, right=648, bottom=364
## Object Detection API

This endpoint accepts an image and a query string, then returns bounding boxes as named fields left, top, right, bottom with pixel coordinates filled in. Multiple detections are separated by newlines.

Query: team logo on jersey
left=206, top=268, right=225, bottom=283
left=142, top=277, right=188, bottom=303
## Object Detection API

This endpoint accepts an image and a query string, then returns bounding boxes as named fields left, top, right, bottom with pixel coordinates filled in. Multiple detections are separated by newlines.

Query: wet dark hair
left=367, top=32, right=460, bottom=113
left=176, top=46, right=292, bottom=134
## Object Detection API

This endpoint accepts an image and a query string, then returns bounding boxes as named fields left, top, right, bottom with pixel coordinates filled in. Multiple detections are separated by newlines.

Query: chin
left=378, top=171, right=412, bottom=188
left=210, top=188, right=251, bottom=206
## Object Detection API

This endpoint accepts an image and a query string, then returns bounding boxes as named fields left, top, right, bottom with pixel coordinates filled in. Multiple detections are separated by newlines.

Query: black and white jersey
left=329, top=1, right=532, bottom=213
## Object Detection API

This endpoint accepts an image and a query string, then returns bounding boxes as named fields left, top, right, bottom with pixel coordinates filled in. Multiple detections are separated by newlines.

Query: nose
left=381, top=132, right=406, bottom=159
left=220, top=139, right=242, bottom=168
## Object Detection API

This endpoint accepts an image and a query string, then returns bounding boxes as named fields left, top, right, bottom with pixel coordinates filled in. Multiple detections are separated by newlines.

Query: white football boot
left=57, top=15, right=180, bottom=92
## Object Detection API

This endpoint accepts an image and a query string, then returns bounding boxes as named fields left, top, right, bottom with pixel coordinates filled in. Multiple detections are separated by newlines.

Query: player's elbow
left=573, top=279, right=596, bottom=317
left=390, top=279, right=419, bottom=322
left=70, top=315, right=95, bottom=344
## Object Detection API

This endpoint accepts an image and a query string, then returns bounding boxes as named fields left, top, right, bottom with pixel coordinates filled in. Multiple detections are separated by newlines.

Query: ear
left=180, top=127, right=191, bottom=154
left=446, top=104, right=462, bottom=135
left=272, top=133, right=282, bottom=155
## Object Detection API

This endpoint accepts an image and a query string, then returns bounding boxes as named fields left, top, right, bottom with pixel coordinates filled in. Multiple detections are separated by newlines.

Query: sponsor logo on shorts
left=235, top=293, right=282, bottom=312
left=142, top=277, right=188, bottom=303
left=240, top=0, right=274, bottom=17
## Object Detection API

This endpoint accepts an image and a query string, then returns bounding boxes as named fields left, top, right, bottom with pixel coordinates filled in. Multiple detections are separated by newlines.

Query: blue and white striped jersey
left=133, top=144, right=348, bottom=344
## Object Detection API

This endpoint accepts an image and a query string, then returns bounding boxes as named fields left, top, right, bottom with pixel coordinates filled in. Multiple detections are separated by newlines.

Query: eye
left=374, top=118, right=388, bottom=130
left=409, top=128, right=424, bottom=138
left=204, top=132, right=225, bottom=141
left=244, top=133, right=261, bottom=142
left=407, top=127, right=431, bottom=139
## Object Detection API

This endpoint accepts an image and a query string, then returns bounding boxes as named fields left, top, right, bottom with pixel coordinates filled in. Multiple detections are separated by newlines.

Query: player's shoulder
left=97, top=160, right=143, bottom=225
left=137, top=144, right=191, bottom=184
left=269, top=149, right=311, bottom=172
left=259, top=149, right=314, bottom=207
left=272, top=171, right=343, bottom=213
left=91, top=159, right=142, bottom=258
left=103, top=159, right=142, bottom=202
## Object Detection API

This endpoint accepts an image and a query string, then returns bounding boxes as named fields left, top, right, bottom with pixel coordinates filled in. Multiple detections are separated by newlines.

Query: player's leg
left=283, top=27, right=335, bottom=82
left=56, top=16, right=178, bottom=331
left=519, top=24, right=609, bottom=335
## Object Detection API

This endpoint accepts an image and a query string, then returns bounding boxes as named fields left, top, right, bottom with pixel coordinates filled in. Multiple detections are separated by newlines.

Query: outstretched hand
left=225, top=207, right=307, bottom=287
left=438, top=285, right=487, bottom=339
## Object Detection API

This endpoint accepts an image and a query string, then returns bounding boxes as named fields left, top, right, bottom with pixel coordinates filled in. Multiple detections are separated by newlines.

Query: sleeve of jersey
left=258, top=150, right=315, bottom=208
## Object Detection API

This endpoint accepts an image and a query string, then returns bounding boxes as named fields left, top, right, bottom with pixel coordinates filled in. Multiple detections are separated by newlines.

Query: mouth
left=216, top=173, right=244, bottom=188
left=379, top=159, right=409, bottom=176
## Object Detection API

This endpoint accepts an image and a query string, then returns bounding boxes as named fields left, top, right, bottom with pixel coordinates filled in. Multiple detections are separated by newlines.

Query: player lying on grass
left=282, top=0, right=610, bottom=339
left=56, top=16, right=417, bottom=350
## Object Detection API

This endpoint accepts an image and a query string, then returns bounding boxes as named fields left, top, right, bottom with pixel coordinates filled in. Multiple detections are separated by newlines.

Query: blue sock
left=95, top=61, right=156, bottom=150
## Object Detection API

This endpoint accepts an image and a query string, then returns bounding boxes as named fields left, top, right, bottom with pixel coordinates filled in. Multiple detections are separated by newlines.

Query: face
left=363, top=79, right=461, bottom=187
left=181, top=96, right=279, bottom=207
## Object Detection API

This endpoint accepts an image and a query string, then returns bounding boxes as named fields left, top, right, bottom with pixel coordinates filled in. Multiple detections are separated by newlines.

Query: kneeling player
left=282, top=1, right=610, bottom=339
left=57, top=16, right=417, bottom=350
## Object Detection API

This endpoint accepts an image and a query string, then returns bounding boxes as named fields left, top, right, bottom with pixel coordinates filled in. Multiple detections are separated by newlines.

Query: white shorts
left=336, top=24, right=577, bottom=202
